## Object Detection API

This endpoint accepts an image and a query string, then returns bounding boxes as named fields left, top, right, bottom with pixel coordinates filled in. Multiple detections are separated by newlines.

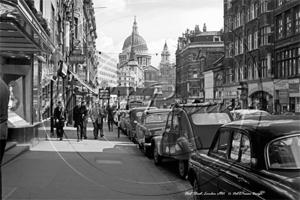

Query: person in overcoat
left=89, top=102, right=99, bottom=139
left=106, top=104, right=116, bottom=132
left=54, top=101, right=66, bottom=140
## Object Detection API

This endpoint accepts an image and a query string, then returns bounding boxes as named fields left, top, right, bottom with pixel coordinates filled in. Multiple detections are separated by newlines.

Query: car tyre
left=153, top=144, right=162, bottom=165
left=193, top=178, right=201, bottom=200
left=178, top=160, right=188, bottom=180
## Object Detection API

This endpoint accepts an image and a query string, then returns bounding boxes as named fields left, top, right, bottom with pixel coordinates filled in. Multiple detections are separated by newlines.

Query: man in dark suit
left=73, top=100, right=88, bottom=141
left=54, top=101, right=66, bottom=140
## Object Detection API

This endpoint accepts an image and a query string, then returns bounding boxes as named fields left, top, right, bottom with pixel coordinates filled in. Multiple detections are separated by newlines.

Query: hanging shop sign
left=69, top=55, right=85, bottom=64
left=99, top=88, right=110, bottom=99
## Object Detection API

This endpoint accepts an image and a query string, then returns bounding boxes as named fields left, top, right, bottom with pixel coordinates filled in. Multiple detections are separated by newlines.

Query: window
left=260, top=26, right=271, bottom=46
left=172, top=115, right=179, bottom=130
left=240, top=65, right=244, bottom=80
left=248, top=62, right=252, bottom=80
left=233, top=17, right=237, bottom=29
left=268, top=136, right=300, bottom=169
left=254, top=62, right=258, bottom=79
left=211, top=129, right=230, bottom=158
left=235, top=38, right=239, bottom=55
left=286, top=13, right=292, bottom=36
left=230, top=131, right=251, bottom=165
left=277, top=17, right=283, bottom=39
left=240, top=36, right=244, bottom=54
left=254, top=31, right=258, bottom=49
left=237, top=13, right=240, bottom=27
left=241, top=11, right=244, bottom=25
left=250, top=4, right=255, bottom=20
left=235, top=66, right=239, bottom=82
left=278, top=0, right=283, bottom=7
left=248, top=33, right=252, bottom=51
left=193, top=71, right=197, bottom=78
left=254, top=3, right=258, bottom=18
left=244, top=65, right=248, bottom=80
left=295, top=9, right=300, bottom=33
left=166, top=112, right=172, bottom=129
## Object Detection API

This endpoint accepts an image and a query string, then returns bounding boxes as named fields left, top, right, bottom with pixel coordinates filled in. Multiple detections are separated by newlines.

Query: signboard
left=279, top=89, right=289, bottom=104
left=99, top=88, right=110, bottom=99
left=289, top=83, right=299, bottom=92
left=69, top=55, right=85, bottom=64
left=72, top=49, right=82, bottom=55
left=274, top=80, right=288, bottom=90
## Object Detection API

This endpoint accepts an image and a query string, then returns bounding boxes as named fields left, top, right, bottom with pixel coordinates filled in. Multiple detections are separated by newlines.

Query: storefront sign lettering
left=275, top=80, right=288, bottom=90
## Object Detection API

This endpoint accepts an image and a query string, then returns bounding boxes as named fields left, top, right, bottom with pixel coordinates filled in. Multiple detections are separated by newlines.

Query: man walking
left=0, top=77, right=9, bottom=198
left=54, top=101, right=66, bottom=140
left=106, top=104, right=116, bottom=132
left=89, top=102, right=99, bottom=139
left=73, top=100, right=88, bottom=141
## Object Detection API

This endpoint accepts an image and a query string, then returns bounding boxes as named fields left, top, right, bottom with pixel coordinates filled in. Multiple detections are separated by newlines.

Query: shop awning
left=0, top=0, right=55, bottom=56
left=69, top=70, right=97, bottom=95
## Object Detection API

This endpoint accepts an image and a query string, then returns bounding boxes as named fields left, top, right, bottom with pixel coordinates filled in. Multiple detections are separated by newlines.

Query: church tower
left=161, top=41, right=170, bottom=64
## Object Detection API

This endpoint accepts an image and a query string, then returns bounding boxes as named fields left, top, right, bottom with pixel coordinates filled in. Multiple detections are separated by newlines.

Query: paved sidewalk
left=2, top=123, right=190, bottom=200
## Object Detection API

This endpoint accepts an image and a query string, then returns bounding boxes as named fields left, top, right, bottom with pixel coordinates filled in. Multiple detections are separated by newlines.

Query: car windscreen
left=191, top=113, right=231, bottom=125
left=268, top=135, right=300, bottom=169
left=145, top=113, right=168, bottom=123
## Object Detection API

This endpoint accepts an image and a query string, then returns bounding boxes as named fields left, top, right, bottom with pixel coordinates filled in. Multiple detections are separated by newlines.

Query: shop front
left=221, top=85, right=240, bottom=109
left=274, top=79, right=300, bottom=113
left=248, top=82, right=273, bottom=112
left=0, top=0, right=55, bottom=144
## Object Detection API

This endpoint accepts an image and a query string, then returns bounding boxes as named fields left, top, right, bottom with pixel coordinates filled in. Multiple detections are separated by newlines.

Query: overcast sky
left=93, top=0, right=224, bottom=67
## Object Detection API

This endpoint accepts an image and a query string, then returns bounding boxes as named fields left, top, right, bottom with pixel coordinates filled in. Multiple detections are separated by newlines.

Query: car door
left=162, top=111, right=173, bottom=155
left=218, top=130, right=250, bottom=199
left=199, top=128, right=231, bottom=198
left=135, top=113, right=145, bottom=144
left=169, top=112, right=179, bottom=155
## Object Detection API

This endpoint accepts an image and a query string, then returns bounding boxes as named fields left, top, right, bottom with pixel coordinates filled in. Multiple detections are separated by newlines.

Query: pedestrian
left=106, top=104, right=116, bottom=132
left=54, top=101, right=66, bottom=141
left=97, top=103, right=106, bottom=137
left=89, top=102, right=99, bottom=139
left=0, top=77, right=10, bottom=198
left=73, top=100, right=88, bottom=141
left=81, top=100, right=89, bottom=139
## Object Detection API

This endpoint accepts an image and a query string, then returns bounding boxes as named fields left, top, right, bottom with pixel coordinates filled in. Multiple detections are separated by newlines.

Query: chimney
left=203, top=23, right=207, bottom=32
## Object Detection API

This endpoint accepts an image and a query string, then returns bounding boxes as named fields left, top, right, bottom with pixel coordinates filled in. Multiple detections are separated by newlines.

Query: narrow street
left=2, top=121, right=192, bottom=200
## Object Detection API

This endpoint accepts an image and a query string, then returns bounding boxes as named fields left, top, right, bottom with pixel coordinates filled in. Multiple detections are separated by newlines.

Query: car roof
left=223, top=116, right=300, bottom=138
left=230, top=109, right=269, bottom=114
left=144, top=109, right=171, bottom=114
left=130, top=107, right=157, bottom=111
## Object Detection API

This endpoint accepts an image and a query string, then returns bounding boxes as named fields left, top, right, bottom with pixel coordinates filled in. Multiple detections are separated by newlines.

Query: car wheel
left=144, top=146, right=151, bottom=157
left=153, top=144, right=162, bottom=165
left=193, top=178, right=201, bottom=200
left=178, top=160, right=188, bottom=180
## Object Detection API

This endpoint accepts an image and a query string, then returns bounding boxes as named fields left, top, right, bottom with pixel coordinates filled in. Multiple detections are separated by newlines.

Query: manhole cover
left=95, top=157, right=123, bottom=164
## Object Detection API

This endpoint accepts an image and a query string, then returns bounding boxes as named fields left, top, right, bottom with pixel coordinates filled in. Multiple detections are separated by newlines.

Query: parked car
left=118, top=110, right=130, bottom=134
left=188, top=115, right=300, bottom=200
left=230, top=109, right=271, bottom=120
left=134, top=109, right=171, bottom=156
left=126, top=107, right=157, bottom=140
left=284, top=112, right=300, bottom=115
left=152, top=102, right=233, bottom=179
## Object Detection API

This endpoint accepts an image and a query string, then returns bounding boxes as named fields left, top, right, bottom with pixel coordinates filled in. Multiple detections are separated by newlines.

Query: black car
left=188, top=115, right=300, bottom=200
